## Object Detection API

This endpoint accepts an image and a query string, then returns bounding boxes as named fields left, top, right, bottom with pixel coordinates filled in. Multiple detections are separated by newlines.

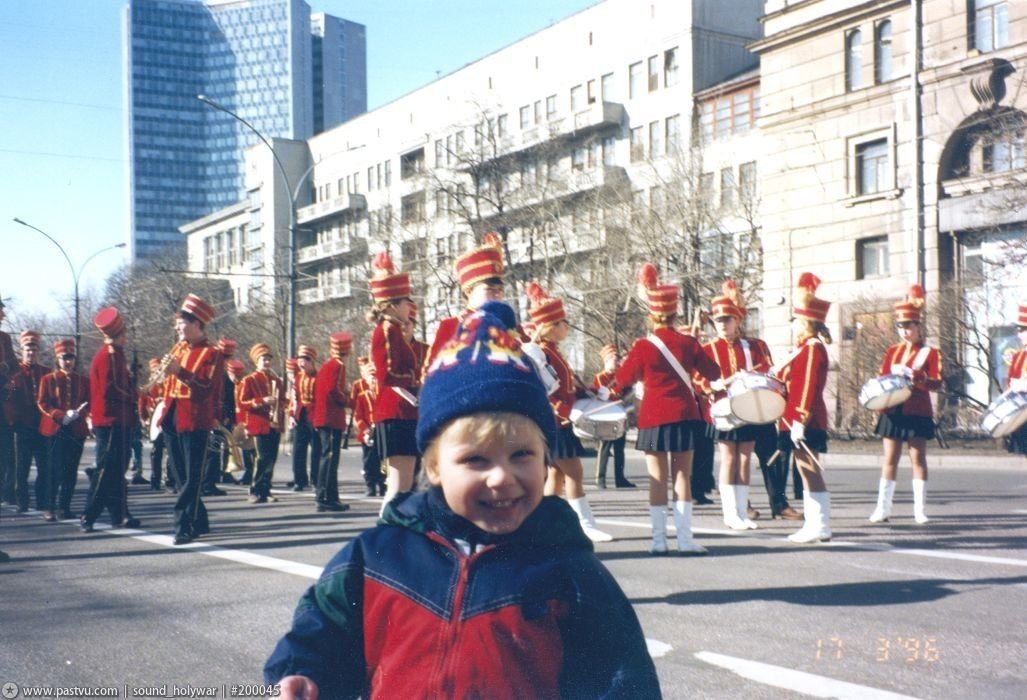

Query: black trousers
left=293, top=413, right=321, bottom=488
left=166, top=423, right=210, bottom=537
left=129, top=425, right=143, bottom=477
left=252, top=432, right=280, bottom=499
left=14, top=427, right=47, bottom=511
left=361, top=443, right=383, bottom=489
left=595, top=435, right=627, bottom=482
left=316, top=428, right=341, bottom=505
left=753, top=425, right=791, bottom=511
left=202, top=429, right=224, bottom=491
left=82, top=426, right=127, bottom=526
left=149, top=432, right=167, bottom=487
left=0, top=421, right=15, bottom=503
left=690, top=428, right=716, bottom=496
left=44, top=431, right=84, bottom=512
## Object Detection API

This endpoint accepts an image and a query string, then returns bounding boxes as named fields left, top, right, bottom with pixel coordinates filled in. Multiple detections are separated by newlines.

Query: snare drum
left=710, top=397, right=746, bottom=432
left=859, top=374, right=912, bottom=411
left=148, top=398, right=167, bottom=441
left=727, top=372, right=787, bottom=425
left=981, top=391, right=1027, bottom=438
left=570, top=398, right=627, bottom=441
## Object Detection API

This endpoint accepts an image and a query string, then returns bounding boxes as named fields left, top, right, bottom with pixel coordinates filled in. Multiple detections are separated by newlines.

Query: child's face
left=427, top=414, right=546, bottom=535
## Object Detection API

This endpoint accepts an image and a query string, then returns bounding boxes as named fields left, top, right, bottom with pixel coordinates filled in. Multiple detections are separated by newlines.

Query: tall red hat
left=285, top=357, right=299, bottom=373
left=94, top=308, right=126, bottom=339
left=19, top=330, right=41, bottom=348
left=638, top=263, right=679, bottom=317
left=180, top=294, right=216, bottom=325
left=368, top=251, right=412, bottom=303
left=526, top=281, right=566, bottom=327
left=226, top=359, right=246, bottom=378
left=793, top=272, right=831, bottom=323
left=329, top=331, right=353, bottom=356
left=249, top=343, right=273, bottom=365
left=53, top=338, right=76, bottom=356
left=893, top=284, right=926, bottom=323
left=1017, top=302, right=1027, bottom=327
left=710, top=279, right=746, bottom=320
left=455, top=232, right=505, bottom=293
left=297, top=345, right=317, bottom=361
left=217, top=337, right=236, bottom=357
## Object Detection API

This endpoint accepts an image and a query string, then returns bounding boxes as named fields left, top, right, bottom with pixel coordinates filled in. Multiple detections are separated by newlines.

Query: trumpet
left=269, top=372, right=282, bottom=431
left=142, top=342, right=185, bottom=391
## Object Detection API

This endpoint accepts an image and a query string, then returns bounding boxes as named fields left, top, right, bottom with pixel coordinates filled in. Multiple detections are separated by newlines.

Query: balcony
left=566, top=165, right=629, bottom=195
left=297, top=281, right=352, bottom=305
left=295, top=192, right=367, bottom=226
left=570, top=101, right=627, bottom=135
left=296, top=235, right=364, bottom=264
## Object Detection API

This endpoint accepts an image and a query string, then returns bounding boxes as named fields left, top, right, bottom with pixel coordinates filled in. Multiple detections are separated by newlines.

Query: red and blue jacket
left=264, top=489, right=660, bottom=699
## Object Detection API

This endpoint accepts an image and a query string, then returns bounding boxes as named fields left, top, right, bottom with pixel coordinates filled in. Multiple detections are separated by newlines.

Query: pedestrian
left=263, top=301, right=660, bottom=699
left=591, top=344, right=634, bottom=489
left=7, top=330, right=49, bottom=513
left=226, top=358, right=254, bottom=484
left=868, top=284, right=944, bottom=525
left=36, top=339, right=89, bottom=522
left=240, top=343, right=285, bottom=507
left=311, top=332, right=352, bottom=512
left=0, top=295, right=16, bottom=507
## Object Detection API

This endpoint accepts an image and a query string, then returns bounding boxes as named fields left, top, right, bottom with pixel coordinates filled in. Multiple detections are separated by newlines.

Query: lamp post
left=197, top=93, right=297, bottom=362
left=12, top=217, right=126, bottom=348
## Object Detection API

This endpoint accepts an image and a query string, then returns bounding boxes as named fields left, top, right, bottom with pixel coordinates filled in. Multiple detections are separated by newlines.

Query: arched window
left=846, top=29, right=863, bottom=92
left=875, top=20, right=892, bottom=84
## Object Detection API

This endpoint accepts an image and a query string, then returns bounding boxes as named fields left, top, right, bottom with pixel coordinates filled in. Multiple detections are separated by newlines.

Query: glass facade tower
left=124, top=0, right=366, bottom=262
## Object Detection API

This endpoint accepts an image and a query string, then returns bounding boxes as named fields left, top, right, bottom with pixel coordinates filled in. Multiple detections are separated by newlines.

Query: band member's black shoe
left=173, top=532, right=193, bottom=545
left=615, top=479, right=636, bottom=489
left=317, top=501, right=349, bottom=512
left=131, top=475, right=150, bottom=485
left=80, top=521, right=95, bottom=533
left=121, top=517, right=141, bottom=528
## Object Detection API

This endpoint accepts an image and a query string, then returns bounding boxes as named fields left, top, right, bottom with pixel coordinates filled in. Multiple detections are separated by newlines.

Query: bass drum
left=727, top=372, right=787, bottom=425
left=710, top=397, right=745, bottom=432
left=148, top=398, right=167, bottom=441
left=859, top=374, right=912, bottom=411
left=981, top=391, right=1027, bottom=438
left=570, top=398, right=627, bottom=441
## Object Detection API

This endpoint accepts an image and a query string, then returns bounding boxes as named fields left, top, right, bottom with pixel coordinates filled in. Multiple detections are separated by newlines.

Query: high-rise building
left=123, top=0, right=366, bottom=263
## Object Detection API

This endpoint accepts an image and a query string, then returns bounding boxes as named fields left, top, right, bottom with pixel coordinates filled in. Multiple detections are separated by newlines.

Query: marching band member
left=1004, top=302, right=1027, bottom=456
left=615, top=264, right=720, bottom=555
left=423, top=233, right=508, bottom=376
left=7, top=331, right=49, bottom=513
left=226, top=359, right=255, bottom=485
left=290, top=345, right=321, bottom=493
left=350, top=356, right=383, bottom=497
left=140, top=357, right=173, bottom=492
left=240, top=343, right=285, bottom=506
left=591, top=344, right=633, bottom=489
left=82, top=309, right=135, bottom=532
left=368, top=252, right=419, bottom=507
left=526, top=281, right=613, bottom=543
left=0, top=296, right=15, bottom=508
left=36, top=339, right=89, bottom=522
left=312, top=332, right=352, bottom=512
left=161, top=294, right=224, bottom=545
left=703, top=280, right=780, bottom=529
left=776, top=273, right=833, bottom=543
left=868, top=284, right=943, bottom=525
left=680, top=322, right=716, bottom=506
left=199, top=337, right=237, bottom=496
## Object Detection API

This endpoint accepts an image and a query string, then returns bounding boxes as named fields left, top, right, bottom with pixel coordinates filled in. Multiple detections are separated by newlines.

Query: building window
left=649, top=120, right=662, bottom=158
left=435, top=139, right=444, bottom=167
left=856, top=138, right=888, bottom=194
left=664, top=47, right=679, bottom=87
left=519, top=105, right=530, bottom=129
left=546, top=94, right=557, bottom=120
left=384, top=160, right=392, bottom=187
left=846, top=29, right=863, bottom=91
left=647, top=55, right=659, bottom=92
left=875, top=20, right=893, bottom=83
left=699, top=102, right=714, bottom=144
left=401, top=149, right=425, bottom=180
left=666, top=114, right=681, bottom=153
left=700, top=172, right=715, bottom=201
left=715, top=97, right=731, bottom=137
left=533, top=100, right=542, bottom=124
left=739, top=161, right=757, bottom=202
left=982, top=128, right=1025, bottom=172
left=601, top=72, right=615, bottom=101
left=570, top=84, right=584, bottom=112
left=720, top=167, right=736, bottom=208
left=630, top=126, right=645, bottom=162
left=733, top=92, right=751, bottom=134
left=401, top=191, right=425, bottom=224
left=497, top=113, right=508, bottom=138
left=587, top=79, right=597, bottom=104
left=602, top=135, right=616, bottom=166
left=572, top=146, right=587, bottom=171
left=856, top=235, right=889, bottom=278
left=629, top=61, right=643, bottom=98
left=973, top=0, right=1008, bottom=52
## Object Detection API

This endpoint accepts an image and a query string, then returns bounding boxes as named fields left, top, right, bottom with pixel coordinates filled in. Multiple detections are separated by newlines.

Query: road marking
left=646, top=639, right=673, bottom=658
left=694, top=651, right=922, bottom=699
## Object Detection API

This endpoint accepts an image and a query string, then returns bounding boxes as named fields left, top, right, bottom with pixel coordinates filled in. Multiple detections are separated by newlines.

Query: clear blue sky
left=0, top=0, right=596, bottom=328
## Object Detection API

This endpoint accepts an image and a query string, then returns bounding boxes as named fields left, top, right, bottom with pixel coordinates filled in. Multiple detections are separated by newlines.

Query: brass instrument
left=142, top=341, right=186, bottom=391
left=269, top=372, right=282, bottom=431
left=216, top=424, right=246, bottom=477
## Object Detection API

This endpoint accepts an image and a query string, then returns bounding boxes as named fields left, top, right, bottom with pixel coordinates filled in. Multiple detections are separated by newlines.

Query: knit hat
left=638, top=263, right=679, bottom=317
left=893, top=284, right=925, bottom=324
left=329, top=331, right=353, bottom=357
left=53, top=339, right=76, bottom=357
left=417, top=300, right=558, bottom=453
left=297, top=345, right=317, bottom=361
left=249, top=343, right=273, bottom=365
left=369, top=251, right=411, bottom=303
left=710, top=279, right=745, bottom=320
left=526, top=281, right=566, bottom=327
left=455, top=232, right=505, bottom=293
left=94, top=308, right=126, bottom=339
left=179, top=294, right=216, bottom=325
left=793, top=272, right=831, bottom=323
left=1017, top=302, right=1027, bottom=327
left=19, top=330, right=41, bottom=348
left=217, top=337, right=236, bottom=357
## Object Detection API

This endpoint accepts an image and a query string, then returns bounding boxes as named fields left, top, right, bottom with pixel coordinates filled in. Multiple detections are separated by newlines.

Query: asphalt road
left=2, top=445, right=1025, bottom=699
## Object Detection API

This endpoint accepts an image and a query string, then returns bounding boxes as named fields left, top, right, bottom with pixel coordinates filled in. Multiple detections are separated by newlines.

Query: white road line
left=594, top=517, right=1027, bottom=567
left=694, top=651, right=922, bottom=700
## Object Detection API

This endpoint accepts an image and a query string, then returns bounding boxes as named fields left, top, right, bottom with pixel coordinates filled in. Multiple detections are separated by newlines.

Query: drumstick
left=766, top=449, right=781, bottom=466
left=782, top=419, right=825, bottom=471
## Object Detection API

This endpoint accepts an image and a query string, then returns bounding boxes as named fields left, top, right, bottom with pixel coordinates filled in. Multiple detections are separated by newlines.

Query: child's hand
left=278, top=676, right=319, bottom=700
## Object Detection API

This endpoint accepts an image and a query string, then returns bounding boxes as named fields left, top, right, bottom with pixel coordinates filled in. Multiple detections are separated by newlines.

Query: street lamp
left=12, top=217, right=126, bottom=349
left=196, top=93, right=297, bottom=362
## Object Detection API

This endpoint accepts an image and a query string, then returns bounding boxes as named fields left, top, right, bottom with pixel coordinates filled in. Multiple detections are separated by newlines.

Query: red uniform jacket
left=591, top=369, right=622, bottom=400
left=90, top=345, right=136, bottom=428
left=349, top=377, right=375, bottom=444
left=702, top=336, right=773, bottom=402
left=291, top=369, right=317, bottom=422
left=138, top=383, right=162, bottom=424
left=879, top=341, right=942, bottom=419
left=162, top=340, right=224, bottom=433
left=1008, top=349, right=1027, bottom=387
left=5, top=362, right=49, bottom=429
left=615, top=327, right=720, bottom=428
left=233, top=379, right=247, bottom=425
left=37, top=369, right=90, bottom=439
left=371, top=320, right=419, bottom=422
left=239, top=370, right=285, bottom=436
left=423, top=313, right=469, bottom=379
left=777, top=338, right=829, bottom=431
left=313, top=358, right=347, bottom=430
left=540, top=340, right=587, bottom=427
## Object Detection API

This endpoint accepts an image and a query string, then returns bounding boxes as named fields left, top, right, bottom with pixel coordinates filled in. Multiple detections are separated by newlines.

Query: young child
left=264, top=301, right=660, bottom=699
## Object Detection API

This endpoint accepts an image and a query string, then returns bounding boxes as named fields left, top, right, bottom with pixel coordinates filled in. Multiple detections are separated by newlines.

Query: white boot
left=569, top=497, right=613, bottom=542
left=649, top=506, right=668, bottom=555
left=788, top=491, right=832, bottom=543
left=868, top=478, right=896, bottom=523
left=736, top=485, right=758, bottom=529
left=912, top=479, right=929, bottom=524
left=720, top=483, right=749, bottom=530
left=673, top=501, right=707, bottom=556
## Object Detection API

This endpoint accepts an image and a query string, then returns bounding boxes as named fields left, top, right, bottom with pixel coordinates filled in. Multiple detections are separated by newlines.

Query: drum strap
left=646, top=334, right=695, bottom=396
left=777, top=337, right=821, bottom=373
left=911, top=345, right=931, bottom=371
left=740, top=339, right=753, bottom=371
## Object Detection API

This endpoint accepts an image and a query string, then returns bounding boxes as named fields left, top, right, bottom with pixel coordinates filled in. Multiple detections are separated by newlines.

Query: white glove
left=710, top=378, right=727, bottom=393
left=596, top=385, right=611, bottom=401
left=890, top=364, right=914, bottom=379
left=768, top=365, right=781, bottom=377
left=61, top=412, right=75, bottom=426
left=1010, top=377, right=1027, bottom=393
left=790, top=421, right=806, bottom=446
